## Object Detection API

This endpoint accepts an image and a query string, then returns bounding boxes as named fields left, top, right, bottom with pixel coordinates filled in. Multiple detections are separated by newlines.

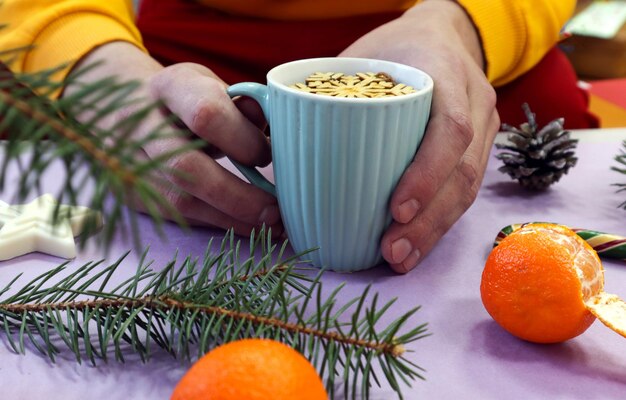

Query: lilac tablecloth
left=1, top=129, right=626, bottom=399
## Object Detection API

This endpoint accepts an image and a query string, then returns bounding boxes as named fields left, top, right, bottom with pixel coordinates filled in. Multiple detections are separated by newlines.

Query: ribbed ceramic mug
left=227, top=57, right=433, bottom=272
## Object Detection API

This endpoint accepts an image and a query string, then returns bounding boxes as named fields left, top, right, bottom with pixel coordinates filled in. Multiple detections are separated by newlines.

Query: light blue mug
left=228, top=57, right=433, bottom=272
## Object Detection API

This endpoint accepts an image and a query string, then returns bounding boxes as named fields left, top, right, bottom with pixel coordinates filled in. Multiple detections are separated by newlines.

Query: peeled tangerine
left=481, top=223, right=626, bottom=344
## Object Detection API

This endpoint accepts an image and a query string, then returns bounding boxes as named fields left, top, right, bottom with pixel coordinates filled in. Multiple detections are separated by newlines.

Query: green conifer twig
left=0, top=90, right=137, bottom=184
left=0, top=230, right=428, bottom=400
left=0, top=61, right=201, bottom=249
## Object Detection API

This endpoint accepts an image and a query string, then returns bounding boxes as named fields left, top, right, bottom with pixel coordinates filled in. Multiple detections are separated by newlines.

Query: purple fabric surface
left=1, top=129, right=626, bottom=399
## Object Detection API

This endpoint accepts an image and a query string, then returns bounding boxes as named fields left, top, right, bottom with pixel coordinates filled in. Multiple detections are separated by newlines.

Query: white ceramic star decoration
left=0, top=194, right=103, bottom=260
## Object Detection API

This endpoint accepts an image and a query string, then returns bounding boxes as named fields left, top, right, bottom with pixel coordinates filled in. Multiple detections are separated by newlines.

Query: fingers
left=149, top=64, right=271, bottom=167
left=383, top=67, right=500, bottom=273
left=382, top=114, right=489, bottom=273
left=131, top=188, right=281, bottom=236
left=234, top=96, right=268, bottom=132
left=163, top=169, right=281, bottom=233
left=381, top=154, right=482, bottom=274
left=390, top=60, right=473, bottom=224
left=139, top=135, right=281, bottom=228
left=132, top=184, right=284, bottom=238
left=138, top=63, right=280, bottom=234
left=467, top=78, right=500, bottom=163
left=382, top=125, right=499, bottom=274
left=62, top=45, right=278, bottom=238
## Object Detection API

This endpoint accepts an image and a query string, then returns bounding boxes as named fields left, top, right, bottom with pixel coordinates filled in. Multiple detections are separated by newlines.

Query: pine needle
left=0, top=229, right=427, bottom=399
left=0, top=62, right=203, bottom=251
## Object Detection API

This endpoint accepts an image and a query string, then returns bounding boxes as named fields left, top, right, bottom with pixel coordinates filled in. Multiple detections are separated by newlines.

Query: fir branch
left=0, top=91, right=136, bottom=185
left=0, top=230, right=428, bottom=399
left=0, top=295, right=405, bottom=356
left=0, top=62, right=202, bottom=249
left=612, top=140, right=626, bottom=209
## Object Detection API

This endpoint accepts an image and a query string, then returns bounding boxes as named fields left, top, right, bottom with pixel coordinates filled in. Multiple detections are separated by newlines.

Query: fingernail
left=259, top=205, right=281, bottom=225
left=397, top=199, right=419, bottom=223
left=396, top=249, right=421, bottom=273
left=390, top=238, right=413, bottom=264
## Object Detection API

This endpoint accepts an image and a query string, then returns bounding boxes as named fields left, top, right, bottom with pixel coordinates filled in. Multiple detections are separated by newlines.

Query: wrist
left=64, top=41, right=161, bottom=97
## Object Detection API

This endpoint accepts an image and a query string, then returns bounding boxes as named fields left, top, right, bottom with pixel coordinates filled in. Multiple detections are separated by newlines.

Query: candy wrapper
left=495, top=223, right=626, bottom=260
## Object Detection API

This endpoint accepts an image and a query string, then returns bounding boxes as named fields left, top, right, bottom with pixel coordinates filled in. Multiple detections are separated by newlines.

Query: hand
left=63, top=42, right=283, bottom=236
left=340, top=0, right=500, bottom=273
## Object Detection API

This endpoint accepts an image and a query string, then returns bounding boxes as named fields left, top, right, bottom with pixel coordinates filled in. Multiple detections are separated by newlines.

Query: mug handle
left=226, top=83, right=276, bottom=197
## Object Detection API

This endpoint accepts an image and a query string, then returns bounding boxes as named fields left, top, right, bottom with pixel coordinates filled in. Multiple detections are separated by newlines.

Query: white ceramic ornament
left=0, top=194, right=103, bottom=260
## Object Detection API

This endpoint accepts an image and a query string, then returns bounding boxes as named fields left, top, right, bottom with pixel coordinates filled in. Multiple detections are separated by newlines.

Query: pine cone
left=496, top=103, right=578, bottom=190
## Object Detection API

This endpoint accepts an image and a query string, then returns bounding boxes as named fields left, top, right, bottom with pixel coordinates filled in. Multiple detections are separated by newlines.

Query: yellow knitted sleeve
left=0, top=0, right=575, bottom=89
left=456, top=0, right=576, bottom=86
left=192, top=0, right=575, bottom=86
left=0, top=1, right=145, bottom=80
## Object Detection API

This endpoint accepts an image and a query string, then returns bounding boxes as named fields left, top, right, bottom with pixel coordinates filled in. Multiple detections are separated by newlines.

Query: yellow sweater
left=0, top=0, right=575, bottom=87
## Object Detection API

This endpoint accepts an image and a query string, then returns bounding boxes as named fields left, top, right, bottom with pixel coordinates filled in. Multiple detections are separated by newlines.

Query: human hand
left=340, top=0, right=500, bottom=273
left=63, top=42, right=282, bottom=236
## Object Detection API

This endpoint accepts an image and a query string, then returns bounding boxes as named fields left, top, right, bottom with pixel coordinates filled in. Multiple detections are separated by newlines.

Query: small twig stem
left=0, top=294, right=404, bottom=357
left=0, top=91, right=136, bottom=185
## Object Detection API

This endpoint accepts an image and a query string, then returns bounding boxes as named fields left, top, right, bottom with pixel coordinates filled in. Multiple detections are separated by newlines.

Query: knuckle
left=228, top=197, right=256, bottom=221
left=149, top=65, right=182, bottom=92
left=483, top=85, right=497, bottom=110
left=491, top=110, right=501, bottom=133
left=475, top=80, right=498, bottom=113
left=168, top=153, right=201, bottom=188
left=457, top=159, right=480, bottom=207
left=458, top=157, right=479, bottom=185
left=160, top=63, right=192, bottom=79
left=417, top=165, right=439, bottom=196
left=416, top=214, right=442, bottom=243
left=114, top=103, right=141, bottom=125
left=443, top=111, right=473, bottom=149
left=188, top=94, right=225, bottom=134
left=446, top=55, right=466, bottom=74
left=149, top=63, right=202, bottom=94
left=164, top=186, right=192, bottom=212
left=461, top=185, right=479, bottom=210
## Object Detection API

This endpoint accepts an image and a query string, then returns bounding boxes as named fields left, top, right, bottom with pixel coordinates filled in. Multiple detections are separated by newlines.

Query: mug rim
left=266, top=57, right=434, bottom=103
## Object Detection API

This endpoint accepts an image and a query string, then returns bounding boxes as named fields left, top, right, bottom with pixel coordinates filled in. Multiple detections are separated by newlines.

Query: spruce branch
left=0, top=61, right=202, bottom=249
left=612, top=140, right=626, bottom=209
left=0, top=229, right=428, bottom=400
left=0, top=91, right=137, bottom=185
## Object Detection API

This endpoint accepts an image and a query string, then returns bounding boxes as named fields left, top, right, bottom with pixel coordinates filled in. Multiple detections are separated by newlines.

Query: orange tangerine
left=481, top=223, right=626, bottom=343
left=171, top=338, right=328, bottom=400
